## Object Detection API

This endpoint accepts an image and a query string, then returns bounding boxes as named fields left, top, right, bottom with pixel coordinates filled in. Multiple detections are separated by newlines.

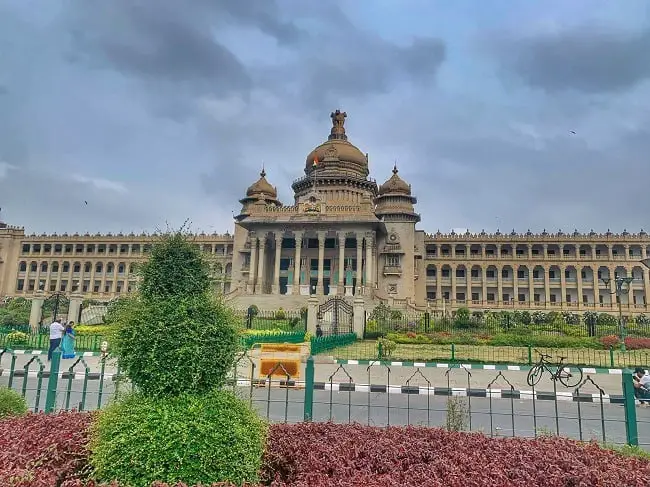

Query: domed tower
left=238, top=168, right=281, bottom=215
left=374, top=165, right=420, bottom=301
left=375, top=165, right=420, bottom=223
left=292, top=110, right=378, bottom=203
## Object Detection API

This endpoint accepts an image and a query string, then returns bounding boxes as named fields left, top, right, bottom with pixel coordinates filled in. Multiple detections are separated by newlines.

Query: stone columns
left=365, top=232, right=373, bottom=291
left=68, top=291, right=84, bottom=324
left=272, top=234, right=283, bottom=294
left=29, top=289, right=45, bottom=332
left=528, top=268, right=535, bottom=305
left=450, top=264, right=457, bottom=305
left=593, top=269, right=600, bottom=306
left=356, top=235, right=363, bottom=294
left=577, top=268, right=583, bottom=308
left=496, top=266, right=502, bottom=306
left=256, top=235, right=266, bottom=294
left=338, top=234, right=346, bottom=294
left=317, top=231, right=326, bottom=294
left=293, top=232, right=303, bottom=294
left=247, top=234, right=257, bottom=294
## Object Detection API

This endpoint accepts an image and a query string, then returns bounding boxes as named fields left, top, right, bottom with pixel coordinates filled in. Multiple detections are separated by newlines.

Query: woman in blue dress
left=61, top=321, right=76, bottom=359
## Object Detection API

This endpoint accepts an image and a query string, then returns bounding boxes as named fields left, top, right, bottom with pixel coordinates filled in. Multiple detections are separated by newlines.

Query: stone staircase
left=228, top=293, right=377, bottom=311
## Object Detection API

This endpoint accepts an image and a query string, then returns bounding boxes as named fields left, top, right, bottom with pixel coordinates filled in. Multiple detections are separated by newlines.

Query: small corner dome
left=246, top=168, right=277, bottom=198
left=378, top=165, right=411, bottom=196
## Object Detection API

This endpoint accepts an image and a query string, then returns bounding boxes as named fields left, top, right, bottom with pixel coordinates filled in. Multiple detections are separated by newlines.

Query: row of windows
left=426, top=268, right=646, bottom=280
left=425, top=291, right=648, bottom=306
left=16, top=278, right=134, bottom=293
left=425, top=244, right=650, bottom=255
left=20, top=242, right=233, bottom=255
left=18, top=261, right=135, bottom=274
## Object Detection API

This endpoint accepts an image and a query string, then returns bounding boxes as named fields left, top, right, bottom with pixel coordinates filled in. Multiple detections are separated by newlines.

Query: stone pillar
left=68, top=291, right=84, bottom=324
left=29, top=289, right=45, bottom=332
left=528, top=268, right=535, bottom=305
left=353, top=297, right=365, bottom=337
left=317, top=231, right=326, bottom=294
left=593, top=269, right=600, bottom=307
left=560, top=266, right=567, bottom=307
left=356, top=235, right=363, bottom=295
left=496, top=266, right=503, bottom=306
left=257, top=235, right=266, bottom=294
left=293, top=232, right=303, bottom=295
left=644, top=267, right=650, bottom=309
left=338, top=234, right=346, bottom=295
left=543, top=265, right=550, bottom=309
left=307, top=296, right=319, bottom=335
left=450, top=264, right=457, bottom=306
left=365, top=232, right=373, bottom=292
left=272, top=234, right=283, bottom=294
left=482, top=267, right=488, bottom=305
left=577, top=267, right=584, bottom=308
left=247, top=235, right=257, bottom=294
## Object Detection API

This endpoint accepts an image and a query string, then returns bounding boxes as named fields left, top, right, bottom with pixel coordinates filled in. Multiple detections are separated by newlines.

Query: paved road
left=5, top=353, right=622, bottom=394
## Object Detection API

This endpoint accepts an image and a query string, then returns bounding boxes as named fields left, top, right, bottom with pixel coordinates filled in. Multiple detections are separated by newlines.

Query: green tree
left=109, top=229, right=239, bottom=397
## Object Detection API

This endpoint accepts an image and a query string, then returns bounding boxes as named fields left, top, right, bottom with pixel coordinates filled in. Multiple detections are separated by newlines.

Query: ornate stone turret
left=375, top=165, right=420, bottom=222
left=237, top=168, right=281, bottom=218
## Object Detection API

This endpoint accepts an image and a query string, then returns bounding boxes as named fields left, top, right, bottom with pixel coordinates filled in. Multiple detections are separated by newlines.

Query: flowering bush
left=601, top=334, right=620, bottom=348
left=6, top=330, right=29, bottom=345
left=624, top=337, right=650, bottom=350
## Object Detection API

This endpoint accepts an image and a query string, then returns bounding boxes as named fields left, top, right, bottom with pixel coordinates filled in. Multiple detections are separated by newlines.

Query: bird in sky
left=569, top=131, right=576, bottom=134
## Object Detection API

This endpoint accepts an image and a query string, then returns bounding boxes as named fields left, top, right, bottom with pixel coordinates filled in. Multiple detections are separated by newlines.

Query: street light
left=600, top=275, right=634, bottom=351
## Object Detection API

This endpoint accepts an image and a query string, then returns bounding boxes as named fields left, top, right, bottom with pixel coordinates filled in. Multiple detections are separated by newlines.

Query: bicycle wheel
left=526, top=365, right=543, bottom=387
left=558, top=365, right=583, bottom=388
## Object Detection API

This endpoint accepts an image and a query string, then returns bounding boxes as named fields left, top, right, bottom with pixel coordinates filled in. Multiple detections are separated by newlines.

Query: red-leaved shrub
left=5, top=415, right=650, bottom=486
left=0, top=412, right=93, bottom=487
left=601, top=334, right=620, bottom=348
left=624, top=337, right=650, bottom=350
left=262, top=423, right=650, bottom=487
left=406, top=331, right=417, bottom=338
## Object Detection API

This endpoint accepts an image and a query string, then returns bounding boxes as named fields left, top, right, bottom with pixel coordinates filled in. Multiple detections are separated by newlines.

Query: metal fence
left=235, top=308, right=307, bottom=331
left=365, top=307, right=650, bottom=340
left=318, top=340, right=650, bottom=369
left=1, top=348, right=648, bottom=449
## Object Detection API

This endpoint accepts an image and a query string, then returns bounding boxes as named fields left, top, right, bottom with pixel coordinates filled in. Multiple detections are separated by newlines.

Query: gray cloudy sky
left=1, top=0, right=649, bottom=235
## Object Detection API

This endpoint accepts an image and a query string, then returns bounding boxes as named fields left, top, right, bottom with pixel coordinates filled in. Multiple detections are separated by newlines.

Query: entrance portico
left=244, top=229, right=376, bottom=297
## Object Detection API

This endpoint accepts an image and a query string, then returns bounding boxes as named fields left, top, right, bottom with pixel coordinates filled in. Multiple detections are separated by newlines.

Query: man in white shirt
left=48, top=318, right=65, bottom=361
left=633, top=367, right=650, bottom=405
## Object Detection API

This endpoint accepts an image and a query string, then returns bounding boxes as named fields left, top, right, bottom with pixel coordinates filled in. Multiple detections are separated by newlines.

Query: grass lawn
left=322, top=340, right=650, bottom=368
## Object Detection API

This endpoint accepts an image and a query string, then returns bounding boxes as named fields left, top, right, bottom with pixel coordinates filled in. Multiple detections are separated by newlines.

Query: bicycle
left=526, top=350, right=583, bottom=388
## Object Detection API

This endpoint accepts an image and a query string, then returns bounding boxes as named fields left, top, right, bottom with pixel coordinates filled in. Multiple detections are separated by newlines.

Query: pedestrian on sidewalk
left=48, top=318, right=65, bottom=361
left=316, top=324, right=323, bottom=338
left=61, top=321, right=76, bottom=359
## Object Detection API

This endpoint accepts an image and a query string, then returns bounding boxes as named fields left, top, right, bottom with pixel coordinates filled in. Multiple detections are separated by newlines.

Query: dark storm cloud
left=497, top=25, right=650, bottom=93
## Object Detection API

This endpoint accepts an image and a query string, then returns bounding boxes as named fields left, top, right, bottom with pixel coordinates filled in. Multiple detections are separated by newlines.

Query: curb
left=234, top=378, right=638, bottom=404
left=335, top=359, right=623, bottom=376
left=1, top=350, right=102, bottom=357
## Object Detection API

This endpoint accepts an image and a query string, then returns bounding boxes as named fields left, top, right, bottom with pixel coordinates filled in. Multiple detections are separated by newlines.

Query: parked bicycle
left=526, top=350, right=583, bottom=388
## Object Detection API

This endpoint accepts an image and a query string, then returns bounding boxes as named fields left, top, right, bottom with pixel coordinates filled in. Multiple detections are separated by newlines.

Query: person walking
left=61, top=321, right=76, bottom=359
left=48, top=318, right=65, bottom=361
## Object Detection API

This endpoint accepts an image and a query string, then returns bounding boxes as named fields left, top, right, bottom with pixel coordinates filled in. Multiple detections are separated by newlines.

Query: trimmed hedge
left=89, top=391, right=266, bottom=487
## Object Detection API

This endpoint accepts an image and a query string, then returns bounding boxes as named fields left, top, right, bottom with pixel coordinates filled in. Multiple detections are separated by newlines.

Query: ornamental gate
left=317, top=296, right=353, bottom=336
left=40, top=292, right=70, bottom=325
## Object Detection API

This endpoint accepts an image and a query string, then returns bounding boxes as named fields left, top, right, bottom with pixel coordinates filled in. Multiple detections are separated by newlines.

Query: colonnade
left=245, top=230, right=375, bottom=296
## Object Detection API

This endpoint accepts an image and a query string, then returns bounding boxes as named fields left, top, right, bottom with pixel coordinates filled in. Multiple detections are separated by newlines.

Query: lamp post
left=600, top=275, right=634, bottom=351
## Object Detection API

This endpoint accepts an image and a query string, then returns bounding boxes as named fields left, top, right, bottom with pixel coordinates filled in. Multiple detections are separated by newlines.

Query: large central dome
left=304, top=110, right=369, bottom=178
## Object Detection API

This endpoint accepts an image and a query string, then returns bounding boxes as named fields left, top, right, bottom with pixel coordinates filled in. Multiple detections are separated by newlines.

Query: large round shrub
left=90, top=390, right=266, bottom=487
left=0, top=387, right=28, bottom=420
left=111, top=293, right=239, bottom=397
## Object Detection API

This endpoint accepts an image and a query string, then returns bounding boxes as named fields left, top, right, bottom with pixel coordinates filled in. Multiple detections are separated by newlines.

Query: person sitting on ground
left=633, top=367, right=650, bottom=405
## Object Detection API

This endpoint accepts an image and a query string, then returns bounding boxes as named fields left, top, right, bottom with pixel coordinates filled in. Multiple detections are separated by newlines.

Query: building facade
left=1, top=110, right=649, bottom=313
